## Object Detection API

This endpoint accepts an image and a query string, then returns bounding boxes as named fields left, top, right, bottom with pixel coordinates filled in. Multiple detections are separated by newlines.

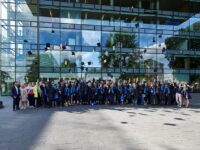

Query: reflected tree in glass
left=100, top=33, right=139, bottom=68
left=25, top=55, right=39, bottom=82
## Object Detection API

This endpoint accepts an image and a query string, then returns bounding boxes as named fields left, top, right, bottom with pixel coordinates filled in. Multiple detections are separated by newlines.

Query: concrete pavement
left=0, top=96, right=200, bottom=150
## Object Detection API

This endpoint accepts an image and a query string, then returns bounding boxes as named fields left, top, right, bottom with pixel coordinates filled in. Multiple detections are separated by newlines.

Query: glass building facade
left=1, top=0, right=200, bottom=95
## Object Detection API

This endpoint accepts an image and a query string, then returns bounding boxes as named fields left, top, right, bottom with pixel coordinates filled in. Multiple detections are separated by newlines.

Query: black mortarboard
left=97, top=42, right=101, bottom=47
left=27, top=51, right=32, bottom=55
left=72, top=52, right=75, bottom=55
left=24, top=40, right=28, bottom=43
left=46, top=43, right=50, bottom=48
left=81, top=62, right=85, bottom=66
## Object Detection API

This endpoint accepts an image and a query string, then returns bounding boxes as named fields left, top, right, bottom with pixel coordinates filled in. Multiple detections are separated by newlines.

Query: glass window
left=82, top=30, right=101, bottom=46
left=61, top=29, right=81, bottom=46
left=61, top=9, right=81, bottom=24
left=40, top=50, right=60, bottom=67
left=16, top=4, right=37, bottom=21
left=39, top=28, right=60, bottom=45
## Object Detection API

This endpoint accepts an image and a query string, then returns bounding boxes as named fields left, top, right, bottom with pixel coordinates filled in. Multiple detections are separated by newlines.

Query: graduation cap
left=153, top=37, right=156, bottom=43
left=46, top=43, right=50, bottom=48
left=44, top=47, right=48, bottom=51
left=81, top=66, right=84, bottom=71
left=62, top=45, right=66, bottom=50
left=162, top=47, right=166, bottom=53
left=27, top=51, right=32, bottom=55
left=24, top=40, right=28, bottom=43
left=72, top=52, right=75, bottom=55
left=135, top=23, right=139, bottom=28
left=88, top=61, right=92, bottom=65
left=144, top=49, right=147, bottom=53
left=97, top=42, right=101, bottom=47
left=81, top=62, right=85, bottom=66
left=158, top=34, right=162, bottom=38
left=51, top=30, right=55, bottom=33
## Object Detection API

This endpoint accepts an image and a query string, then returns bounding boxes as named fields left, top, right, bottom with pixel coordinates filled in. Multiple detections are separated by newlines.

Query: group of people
left=11, top=78, right=192, bottom=111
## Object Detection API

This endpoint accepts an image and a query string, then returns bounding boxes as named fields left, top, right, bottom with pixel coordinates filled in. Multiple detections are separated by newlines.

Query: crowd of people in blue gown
left=11, top=78, right=192, bottom=111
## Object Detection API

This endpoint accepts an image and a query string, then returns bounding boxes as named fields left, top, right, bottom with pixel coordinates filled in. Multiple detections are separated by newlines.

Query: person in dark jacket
left=40, top=82, right=48, bottom=107
left=109, top=82, right=116, bottom=105
left=60, top=82, right=66, bottom=107
left=47, top=81, right=55, bottom=108
left=11, top=81, right=20, bottom=111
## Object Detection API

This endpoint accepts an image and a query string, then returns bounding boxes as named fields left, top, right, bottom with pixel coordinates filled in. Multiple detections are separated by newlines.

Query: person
left=37, top=82, right=42, bottom=107
left=40, top=82, right=48, bottom=107
left=156, top=82, right=162, bottom=105
left=33, top=82, right=39, bottom=108
left=182, top=84, right=192, bottom=108
left=20, top=83, right=28, bottom=109
left=109, top=82, right=116, bottom=105
left=27, top=82, right=35, bottom=108
left=90, top=81, right=96, bottom=105
left=87, top=82, right=93, bottom=105
left=136, top=82, right=143, bottom=105
left=54, top=83, right=60, bottom=107
left=98, top=83, right=104, bottom=105
left=142, top=83, right=149, bottom=105
left=103, top=82, right=109, bottom=104
left=70, top=82, right=76, bottom=105
left=60, top=81, right=66, bottom=107
left=65, top=83, right=70, bottom=106
left=126, top=83, right=132, bottom=104
left=164, top=84, right=171, bottom=105
left=48, top=81, right=55, bottom=108
left=11, top=81, right=20, bottom=111
left=150, top=83, right=157, bottom=105
left=175, top=83, right=183, bottom=107
left=119, top=82, right=127, bottom=105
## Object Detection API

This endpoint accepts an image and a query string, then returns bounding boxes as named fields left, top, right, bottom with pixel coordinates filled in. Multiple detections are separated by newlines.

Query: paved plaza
left=0, top=96, right=200, bottom=150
